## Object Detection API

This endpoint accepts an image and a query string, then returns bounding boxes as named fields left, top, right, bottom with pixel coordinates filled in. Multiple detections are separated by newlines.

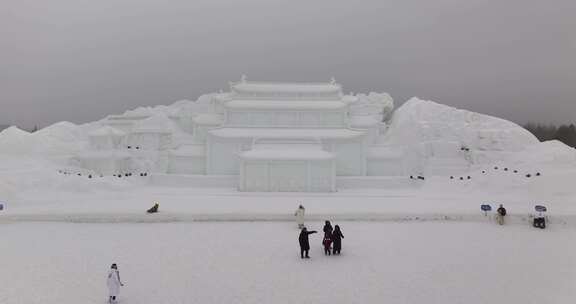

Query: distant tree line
left=524, top=123, right=576, bottom=147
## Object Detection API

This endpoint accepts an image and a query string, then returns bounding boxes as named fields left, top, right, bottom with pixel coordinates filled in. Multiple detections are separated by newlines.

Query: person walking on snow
left=496, top=204, right=507, bottom=225
left=299, top=227, right=317, bottom=259
left=323, top=232, right=333, bottom=255
left=322, top=220, right=333, bottom=247
left=107, top=263, right=124, bottom=304
left=331, top=225, right=344, bottom=255
left=294, top=205, right=305, bottom=229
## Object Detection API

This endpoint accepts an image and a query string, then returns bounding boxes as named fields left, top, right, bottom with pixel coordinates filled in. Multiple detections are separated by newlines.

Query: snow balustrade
left=73, top=151, right=132, bottom=175
left=223, top=100, right=348, bottom=129
left=230, top=81, right=343, bottom=100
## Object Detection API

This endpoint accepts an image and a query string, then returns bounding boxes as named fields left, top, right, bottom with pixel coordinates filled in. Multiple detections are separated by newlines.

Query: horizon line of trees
left=524, top=123, right=576, bottom=148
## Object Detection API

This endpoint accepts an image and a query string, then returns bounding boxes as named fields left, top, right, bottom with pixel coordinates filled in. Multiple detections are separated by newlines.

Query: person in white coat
left=294, top=205, right=305, bottom=229
left=107, top=263, right=124, bottom=304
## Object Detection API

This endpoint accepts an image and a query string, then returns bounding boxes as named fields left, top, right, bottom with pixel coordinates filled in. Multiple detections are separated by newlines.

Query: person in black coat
left=323, top=220, right=333, bottom=236
left=146, top=203, right=159, bottom=214
left=298, top=227, right=317, bottom=259
left=331, top=225, right=344, bottom=255
left=322, top=220, right=333, bottom=249
left=496, top=204, right=507, bottom=225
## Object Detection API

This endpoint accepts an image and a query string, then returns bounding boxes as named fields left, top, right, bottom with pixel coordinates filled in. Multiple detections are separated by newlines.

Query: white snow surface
left=0, top=222, right=574, bottom=304
left=385, top=98, right=539, bottom=151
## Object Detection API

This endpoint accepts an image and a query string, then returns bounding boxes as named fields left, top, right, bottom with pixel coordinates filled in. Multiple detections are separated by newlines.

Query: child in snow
left=107, top=263, right=124, bottom=304
left=496, top=204, right=507, bottom=225
left=299, top=227, right=317, bottom=259
left=331, top=225, right=344, bottom=255
left=323, top=233, right=333, bottom=256
left=294, top=205, right=305, bottom=229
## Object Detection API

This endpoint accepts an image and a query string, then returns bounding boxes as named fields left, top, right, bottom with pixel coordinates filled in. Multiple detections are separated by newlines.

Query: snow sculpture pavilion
left=75, top=77, right=409, bottom=192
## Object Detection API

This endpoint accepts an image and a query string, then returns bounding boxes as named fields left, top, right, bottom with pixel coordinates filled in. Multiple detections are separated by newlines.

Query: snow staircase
left=424, top=157, right=470, bottom=176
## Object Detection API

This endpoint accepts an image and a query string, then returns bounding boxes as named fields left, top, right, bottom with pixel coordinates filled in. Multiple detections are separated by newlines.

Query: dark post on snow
left=533, top=205, right=547, bottom=229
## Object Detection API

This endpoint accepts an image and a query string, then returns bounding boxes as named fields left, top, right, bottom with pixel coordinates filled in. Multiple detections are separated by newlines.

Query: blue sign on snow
left=535, top=205, right=547, bottom=212
left=481, top=204, right=492, bottom=212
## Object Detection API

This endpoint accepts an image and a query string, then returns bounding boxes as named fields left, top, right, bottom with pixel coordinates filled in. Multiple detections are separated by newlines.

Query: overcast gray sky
left=1, top=0, right=575, bottom=128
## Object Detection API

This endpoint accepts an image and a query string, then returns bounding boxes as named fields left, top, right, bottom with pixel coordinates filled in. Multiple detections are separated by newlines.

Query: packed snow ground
left=0, top=222, right=574, bottom=304
left=1, top=155, right=575, bottom=226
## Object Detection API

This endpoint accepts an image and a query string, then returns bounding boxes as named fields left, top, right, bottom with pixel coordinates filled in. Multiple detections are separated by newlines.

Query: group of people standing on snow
left=321, top=220, right=344, bottom=256
left=298, top=221, right=344, bottom=259
left=296, top=205, right=344, bottom=258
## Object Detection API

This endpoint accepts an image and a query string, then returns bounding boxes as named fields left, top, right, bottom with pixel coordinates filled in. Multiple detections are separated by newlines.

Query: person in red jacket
left=323, top=233, right=332, bottom=256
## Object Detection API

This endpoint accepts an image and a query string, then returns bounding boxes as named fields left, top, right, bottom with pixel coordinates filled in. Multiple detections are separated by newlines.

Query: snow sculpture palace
left=205, top=79, right=387, bottom=192
left=69, top=76, right=541, bottom=192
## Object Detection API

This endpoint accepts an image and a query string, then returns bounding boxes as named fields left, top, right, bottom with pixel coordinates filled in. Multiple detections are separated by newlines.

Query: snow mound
left=0, top=127, right=35, bottom=154
left=0, top=122, right=87, bottom=155
left=132, top=113, right=177, bottom=133
left=120, top=99, right=196, bottom=118
left=35, top=121, right=86, bottom=143
left=512, top=140, right=576, bottom=164
left=351, top=92, right=394, bottom=121
left=384, top=98, right=539, bottom=152
left=88, top=125, right=126, bottom=137
left=121, top=106, right=162, bottom=118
